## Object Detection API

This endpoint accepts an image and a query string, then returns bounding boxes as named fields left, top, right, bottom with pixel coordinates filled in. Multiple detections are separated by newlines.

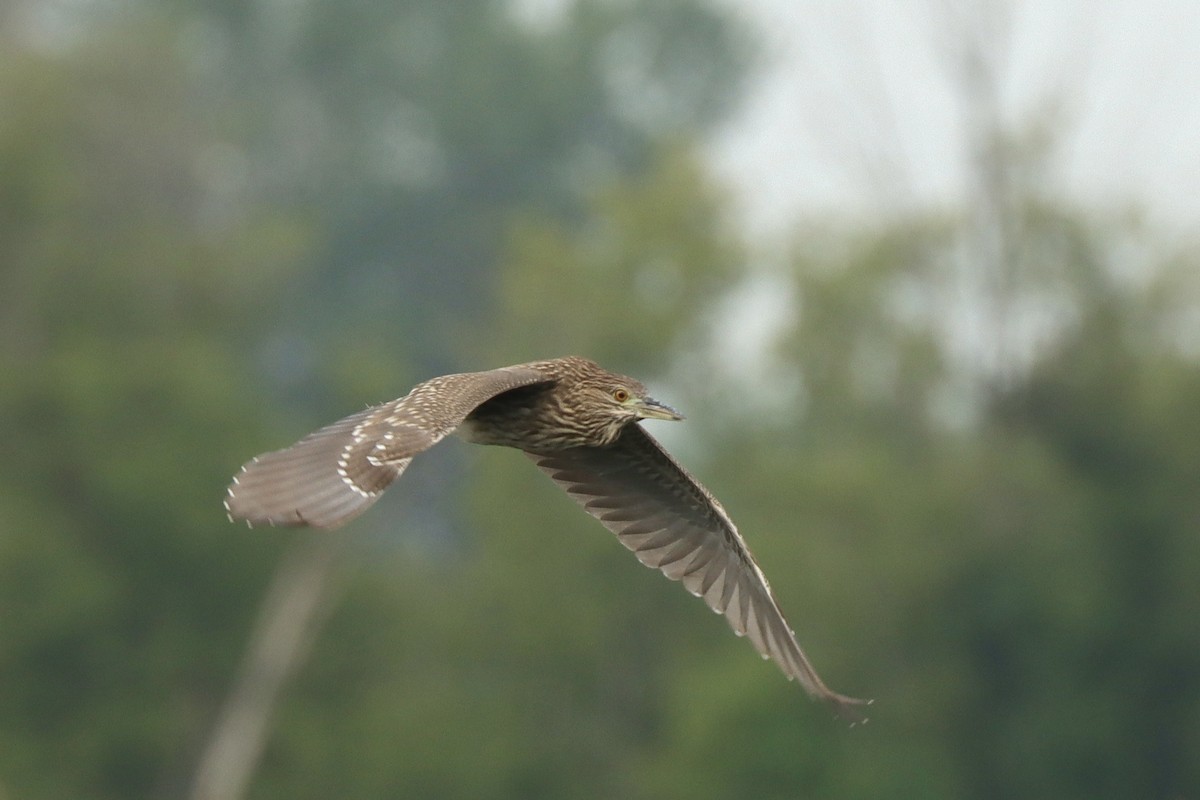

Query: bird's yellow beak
left=637, top=397, right=685, bottom=422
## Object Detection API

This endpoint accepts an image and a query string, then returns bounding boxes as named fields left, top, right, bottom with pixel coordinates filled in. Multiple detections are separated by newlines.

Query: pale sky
left=710, top=0, right=1200, bottom=242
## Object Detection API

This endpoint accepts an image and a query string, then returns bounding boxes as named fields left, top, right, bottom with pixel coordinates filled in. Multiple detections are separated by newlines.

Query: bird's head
left=607, top=383, right=685, bottom=424
left=566, top=360, right=684, bottom=446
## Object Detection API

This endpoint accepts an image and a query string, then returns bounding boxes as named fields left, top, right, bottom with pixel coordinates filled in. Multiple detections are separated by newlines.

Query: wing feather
left=527, top=424, right=869, bottom=720
left=225, top=366, right=550, bottom=529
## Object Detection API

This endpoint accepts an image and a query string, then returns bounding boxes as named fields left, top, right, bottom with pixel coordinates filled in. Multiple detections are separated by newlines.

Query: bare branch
left=189, top=532, right=346, bottom=800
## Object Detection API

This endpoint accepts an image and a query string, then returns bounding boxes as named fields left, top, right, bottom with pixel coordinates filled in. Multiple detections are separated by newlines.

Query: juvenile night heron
left=225, top=356, right=869, bottom=720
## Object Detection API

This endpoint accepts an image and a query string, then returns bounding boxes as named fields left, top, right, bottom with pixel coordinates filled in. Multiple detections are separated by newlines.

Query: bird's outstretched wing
left=226, top=366, right=551, bottom=529
left=527, top=425, right=870, bottom=721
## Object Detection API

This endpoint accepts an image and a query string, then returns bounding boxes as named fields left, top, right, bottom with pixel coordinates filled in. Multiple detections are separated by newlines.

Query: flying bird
left=225, top=356, right=868, bottom=721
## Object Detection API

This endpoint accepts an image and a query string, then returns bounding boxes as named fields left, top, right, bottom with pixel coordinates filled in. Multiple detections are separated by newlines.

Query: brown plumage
left=225, top=356, right=869, bottom=721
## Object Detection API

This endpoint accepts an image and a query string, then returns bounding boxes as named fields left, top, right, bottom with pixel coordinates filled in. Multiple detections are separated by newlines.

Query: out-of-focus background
left=2, top=0, right=1198, bottom=797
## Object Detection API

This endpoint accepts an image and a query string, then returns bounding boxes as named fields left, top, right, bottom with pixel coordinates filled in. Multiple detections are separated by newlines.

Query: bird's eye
left=612, top=388, right=630, bottom=403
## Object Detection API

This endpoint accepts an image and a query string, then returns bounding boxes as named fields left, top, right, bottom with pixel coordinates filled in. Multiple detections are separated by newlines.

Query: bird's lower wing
left=226, top=366, right=551, bottom=529
left=526, top=425, right=869, bottom=721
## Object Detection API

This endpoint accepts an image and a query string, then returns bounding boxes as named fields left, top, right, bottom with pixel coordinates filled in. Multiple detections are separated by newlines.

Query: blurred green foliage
left=1, top=1, right=1197, bottom=799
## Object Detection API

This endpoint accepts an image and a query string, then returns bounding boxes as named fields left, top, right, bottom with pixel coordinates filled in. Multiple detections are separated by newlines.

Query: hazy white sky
left=710, top=0, right=1200, bottom=241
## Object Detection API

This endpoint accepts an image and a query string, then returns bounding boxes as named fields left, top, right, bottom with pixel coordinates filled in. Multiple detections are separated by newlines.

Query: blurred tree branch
left=189, top=532, right=346, bottom=800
